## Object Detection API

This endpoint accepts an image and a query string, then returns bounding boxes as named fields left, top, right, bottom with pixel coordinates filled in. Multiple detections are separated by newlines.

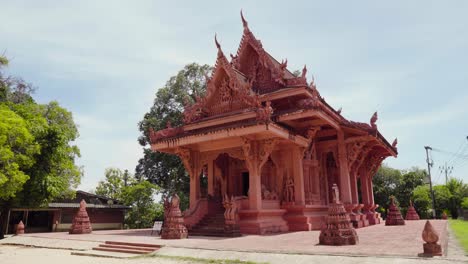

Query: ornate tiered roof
left=149, top=11, right=397, bottom=160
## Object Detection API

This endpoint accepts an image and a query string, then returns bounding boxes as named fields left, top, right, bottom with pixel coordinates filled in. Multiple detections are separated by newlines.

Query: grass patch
left=449, top=219, right=468, bottom=254
left=136, top=253, right=267, bottom=264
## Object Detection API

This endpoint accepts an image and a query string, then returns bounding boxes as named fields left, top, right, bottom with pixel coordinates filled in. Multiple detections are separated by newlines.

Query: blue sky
left=2, top=1, right=468, bottom=191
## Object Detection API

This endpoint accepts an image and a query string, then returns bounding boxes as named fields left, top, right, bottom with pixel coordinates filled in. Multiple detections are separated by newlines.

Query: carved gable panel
left=203, top=73, right=251, bottom=116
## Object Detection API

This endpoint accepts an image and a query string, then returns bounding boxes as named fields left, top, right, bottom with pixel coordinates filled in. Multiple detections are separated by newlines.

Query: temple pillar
left=176, top=148, right=202, bottom=209
left=241, top=138, right=277, bottom=210
left=350, top=171, right=359, bottom=204
left=190, top=176, right=198, bottom=207
left=337, top=131, right=352, bottom=204
left=368, top=176, right=375, bottom=205
left=359, top=168, right=370, bottom=205
left=292, top=146, right=306, bottom=205
left=207, top=160, right=214, bottom=196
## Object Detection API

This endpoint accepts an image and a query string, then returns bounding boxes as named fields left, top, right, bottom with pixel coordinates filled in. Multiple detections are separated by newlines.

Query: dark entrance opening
left=242, top=172, right=249, bottom=196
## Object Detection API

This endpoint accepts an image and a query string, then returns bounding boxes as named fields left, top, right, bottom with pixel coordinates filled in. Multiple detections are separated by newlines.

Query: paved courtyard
left=1, top=220, right=454, bottom=257
left=1, top=220, right=467, bottom=264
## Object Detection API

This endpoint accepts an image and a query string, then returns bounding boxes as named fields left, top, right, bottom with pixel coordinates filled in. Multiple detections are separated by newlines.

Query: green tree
left=433, top=185, right=452, bottom=217
left=372, top=165, right=402, bottom=216
left=397, top=168, right=426, bottom=207
left=445, top=178, right=468, bottom=218
left=0, top=105, right=39, bottom=200
left=95, top=168, right=135, bottom=200
left=461, top=197, right=468, bottom=210
left=0, top=55, right=82, bottom=237
left=95, top=167, right=162, bottom=228
left=136, top=63, right=211, bottom=210
left=412, top=185, right=432, bottom=219
left=11, top=101, right=82, bottom=207
left=121, top=180, right=159, bottom=228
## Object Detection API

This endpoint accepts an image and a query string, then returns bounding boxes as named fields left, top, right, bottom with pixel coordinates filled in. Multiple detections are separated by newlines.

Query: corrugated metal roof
left=48, top=203, right=130, bottom=209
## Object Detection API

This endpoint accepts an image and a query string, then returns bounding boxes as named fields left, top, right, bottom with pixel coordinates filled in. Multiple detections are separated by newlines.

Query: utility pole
left=439, top=162, right=453, bottom=185
left=425, top=146, right=436, bottom=219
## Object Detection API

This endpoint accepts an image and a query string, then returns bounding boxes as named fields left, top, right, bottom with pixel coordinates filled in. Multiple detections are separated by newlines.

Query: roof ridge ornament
left=241, top=9, right=248, bottom=29
left=215, top=33, right=221, bottom=50
left=370, top=111, right=378, bottom=130
left=301, top=64, right=307, bottom=79
left=392, top=138, right=398, bottom=148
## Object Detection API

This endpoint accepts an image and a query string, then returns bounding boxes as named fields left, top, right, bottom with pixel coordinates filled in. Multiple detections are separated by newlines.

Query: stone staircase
left=189, top=201, right=227, bottom=237
left=92, top=241, right=161, bottom=255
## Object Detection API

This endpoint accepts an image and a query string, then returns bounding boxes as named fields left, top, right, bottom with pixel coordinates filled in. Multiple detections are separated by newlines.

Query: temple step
left=93, top=247, right=153, bottom=254
left=92, top=241, right=161, bottom=255
left=98, top=244, right=159, bottom=251
left=104, top=241, right=161, bottom=249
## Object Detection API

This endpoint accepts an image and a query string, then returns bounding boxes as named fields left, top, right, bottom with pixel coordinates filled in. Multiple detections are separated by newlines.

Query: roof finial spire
left=215, top=33, right=221, bottom=50
left=240, top=9, right=248, bottom=28
left=301, top=64, right=307, bottom=79
left=370, top=111, right=378, bottom=129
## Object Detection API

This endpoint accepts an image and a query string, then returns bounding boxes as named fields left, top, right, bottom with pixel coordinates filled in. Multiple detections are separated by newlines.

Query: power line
left=447, top=138, right=468, bottom=165
left=439, top=162, right=453, bottom=185
left=432, top=147, right=468, bottom=160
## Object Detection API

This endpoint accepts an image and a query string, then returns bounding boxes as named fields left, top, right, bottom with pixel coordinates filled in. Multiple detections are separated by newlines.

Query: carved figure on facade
left=222, top=194, right=241, bottom=236
left=256, top=101, right=273, bottom=122
left=283, top=175, right=295, bottom=203
left=261, top=184, right=279, bottom=200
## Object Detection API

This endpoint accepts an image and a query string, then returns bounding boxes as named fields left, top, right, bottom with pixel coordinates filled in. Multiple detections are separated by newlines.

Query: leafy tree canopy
left=0, top=55, right=82, bottom=209
left=135, top=63, right=211, bottom=210
left=94, top=167, right=160, bottom=228
left=0, top=105, right=39, bottom=200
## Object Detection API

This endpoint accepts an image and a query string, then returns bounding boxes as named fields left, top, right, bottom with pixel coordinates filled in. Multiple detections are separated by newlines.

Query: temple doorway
left=242, top=172, right=249, bottom=196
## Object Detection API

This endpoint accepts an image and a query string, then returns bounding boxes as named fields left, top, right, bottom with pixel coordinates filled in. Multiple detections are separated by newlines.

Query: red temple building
left=149, top=12, right=397, bottom=235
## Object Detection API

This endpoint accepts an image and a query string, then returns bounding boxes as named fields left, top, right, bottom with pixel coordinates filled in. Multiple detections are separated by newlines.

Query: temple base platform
left=282, top=204, right=328, bottom=231
left=239, top=209, right=288, bottom=234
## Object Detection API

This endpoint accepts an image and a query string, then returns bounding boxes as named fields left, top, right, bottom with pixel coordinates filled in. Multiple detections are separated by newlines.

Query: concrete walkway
left=1, top=219, right=466, bottom=264
left=14, top=220, right=450, bottom=257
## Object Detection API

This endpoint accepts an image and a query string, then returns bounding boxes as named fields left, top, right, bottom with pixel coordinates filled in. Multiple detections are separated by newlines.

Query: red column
left=350, top=171, right=359, bottom=204
left=337, top=131, right=352, bottom=204
left=292, top=147, right=305, bottom=205
left=360, top=169, right=370, bottom=205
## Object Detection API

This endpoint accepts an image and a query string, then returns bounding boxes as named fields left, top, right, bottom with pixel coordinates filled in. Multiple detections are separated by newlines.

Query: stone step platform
left=92, top=241, right=161, bottom=255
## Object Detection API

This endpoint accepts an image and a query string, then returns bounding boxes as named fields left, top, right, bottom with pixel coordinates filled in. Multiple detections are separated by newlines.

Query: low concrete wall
left=55, top=223, right=122, bottom=232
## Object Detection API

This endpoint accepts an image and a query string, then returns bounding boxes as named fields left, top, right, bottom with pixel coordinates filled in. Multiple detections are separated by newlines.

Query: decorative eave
left=150, top=121, right=309, bottom=153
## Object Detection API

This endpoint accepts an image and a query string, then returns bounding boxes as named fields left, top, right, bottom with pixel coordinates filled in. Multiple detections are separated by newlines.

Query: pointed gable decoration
left=183, top=35, right=260, bottom=124
left=231, top=11, right=307, bottom=94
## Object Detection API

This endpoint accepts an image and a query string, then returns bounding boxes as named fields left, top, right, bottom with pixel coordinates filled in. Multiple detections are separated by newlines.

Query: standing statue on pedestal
left=160, top=194, right=188, bottom=239
left=319, top=184, right=359, bottom=245
left=222, top=194, right=241, bottom=237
